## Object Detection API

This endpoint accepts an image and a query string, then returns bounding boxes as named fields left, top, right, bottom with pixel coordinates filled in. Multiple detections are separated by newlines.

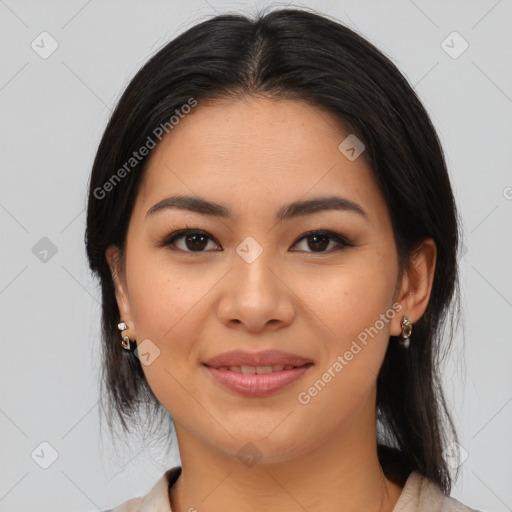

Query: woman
left=86, top=7, right=481, bottom=512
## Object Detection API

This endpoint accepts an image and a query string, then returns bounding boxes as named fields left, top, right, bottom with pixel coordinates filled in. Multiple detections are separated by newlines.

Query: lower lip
left=203, top=364, right=313, bottom=396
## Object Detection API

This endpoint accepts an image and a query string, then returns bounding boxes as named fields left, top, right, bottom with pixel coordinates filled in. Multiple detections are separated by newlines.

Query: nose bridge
left=233, top=235, right=280, bottom=303
left=216, top=234, right=295, bottom=330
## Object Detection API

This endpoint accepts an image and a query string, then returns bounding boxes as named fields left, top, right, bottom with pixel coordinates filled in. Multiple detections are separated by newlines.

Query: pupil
left=186, top=234, right=207, bottom=251
left=309, top=235, right=328, bottom=251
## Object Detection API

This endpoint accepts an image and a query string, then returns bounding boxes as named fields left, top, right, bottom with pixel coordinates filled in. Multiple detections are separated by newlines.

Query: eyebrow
left=145, top=194, right=368, bottom=222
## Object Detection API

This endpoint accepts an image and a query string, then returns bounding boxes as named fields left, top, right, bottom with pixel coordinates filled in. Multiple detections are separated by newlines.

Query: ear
left=105, top=245, right=136, bottom=337
left=390, top=238, right=437, bottom=336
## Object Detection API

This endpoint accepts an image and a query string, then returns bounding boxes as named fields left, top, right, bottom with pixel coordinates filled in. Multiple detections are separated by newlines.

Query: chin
left=206, top=426, right=309, bottom=467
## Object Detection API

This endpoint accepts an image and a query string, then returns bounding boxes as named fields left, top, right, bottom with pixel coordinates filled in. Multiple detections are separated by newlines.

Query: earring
left=118, top=321, right=134, bottom=351
left=398, top=316, right=412, bottom=348
left=400, top=316, right=412, bottom=338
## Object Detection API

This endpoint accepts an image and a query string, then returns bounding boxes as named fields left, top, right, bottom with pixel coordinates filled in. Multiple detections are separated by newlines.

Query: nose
left=216, top=248, right=296, bottom=333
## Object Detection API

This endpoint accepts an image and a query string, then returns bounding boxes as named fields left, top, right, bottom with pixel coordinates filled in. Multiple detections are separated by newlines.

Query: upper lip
left=203, top=350, right=313, bottom=368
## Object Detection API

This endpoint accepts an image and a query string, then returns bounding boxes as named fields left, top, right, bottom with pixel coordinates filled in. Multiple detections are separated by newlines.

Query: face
left=107, top=97, right=433, bottom=464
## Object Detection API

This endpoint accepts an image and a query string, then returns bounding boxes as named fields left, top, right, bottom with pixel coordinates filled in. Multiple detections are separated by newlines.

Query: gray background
left=0, top=0, right=511, bottom=511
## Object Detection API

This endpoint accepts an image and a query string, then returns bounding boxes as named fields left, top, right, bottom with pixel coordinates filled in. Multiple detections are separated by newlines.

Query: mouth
left=202, top=349, right=313, bottom=369
left=209, top=364, right=309, bottom=373
left=202, top=362, right=314, bottom=396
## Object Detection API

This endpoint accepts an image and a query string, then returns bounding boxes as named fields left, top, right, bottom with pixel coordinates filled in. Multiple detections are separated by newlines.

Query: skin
left=106, top=96, right=436, bottom=512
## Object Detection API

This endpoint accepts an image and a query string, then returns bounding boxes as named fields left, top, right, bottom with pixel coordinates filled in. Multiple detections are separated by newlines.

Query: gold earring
left=118, top=321, right=133, bottom=351
left=400, top=316, right=412, bottom=338
left=121, top=336, right=131, bottom=350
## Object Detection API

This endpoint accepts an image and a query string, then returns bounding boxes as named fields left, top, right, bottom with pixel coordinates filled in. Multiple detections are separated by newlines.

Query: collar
left=139, top=466, right=181, bottom=512
left=137, top=467, right=467, bottom=512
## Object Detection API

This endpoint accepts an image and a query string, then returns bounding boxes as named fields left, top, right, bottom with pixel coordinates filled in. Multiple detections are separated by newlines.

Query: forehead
left=136, top=97, right=384, bottom=221
left=145, top=97, right=352, bottom=171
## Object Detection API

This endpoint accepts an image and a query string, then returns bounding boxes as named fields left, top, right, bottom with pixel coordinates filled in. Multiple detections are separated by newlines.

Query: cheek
left=127, top=254, right=208, bottom=340
left=293, top=253, right=399, bottom=416
left=125, top=258, right=209, bottom=413
left=296, top=254, right=398, bottom=346
left=292, top=267, right=397, bottom=432
left=124, top=257, right=215, bottom=404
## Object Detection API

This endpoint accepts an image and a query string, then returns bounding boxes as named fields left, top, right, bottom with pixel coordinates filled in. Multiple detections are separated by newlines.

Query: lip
left=204, top=364, right=313, bottom=396
left=202, top=349, right=313, bottom=368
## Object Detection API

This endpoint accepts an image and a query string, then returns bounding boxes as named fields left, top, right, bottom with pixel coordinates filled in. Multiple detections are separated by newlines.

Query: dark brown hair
left=85, top=6, right=462, bottom=493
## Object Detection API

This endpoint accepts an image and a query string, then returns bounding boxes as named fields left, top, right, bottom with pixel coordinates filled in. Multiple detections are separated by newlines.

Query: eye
left=291, top=230, right=355, bottom=253
left=159, top=228, right=220, bottom=253
left=158, top=228, right=354, bottom=254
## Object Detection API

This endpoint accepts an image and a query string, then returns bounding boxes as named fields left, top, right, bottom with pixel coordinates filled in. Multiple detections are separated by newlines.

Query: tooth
left=256, top=365, right=273, bottom=374
left=218, top=366, right=229, bottom=371
left=225, top=365, right=298, bottom=374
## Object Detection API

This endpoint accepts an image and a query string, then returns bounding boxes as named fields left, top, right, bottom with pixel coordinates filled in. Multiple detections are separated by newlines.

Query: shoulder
left=103, top=496, right=144, bottom=512
left=106, top=466, right=182, bottom=512
left=393, top=470, right=483, bottom=512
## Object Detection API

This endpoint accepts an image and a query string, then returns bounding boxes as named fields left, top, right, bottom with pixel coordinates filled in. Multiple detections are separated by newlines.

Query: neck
left=169, top=387, right=403, bottom=512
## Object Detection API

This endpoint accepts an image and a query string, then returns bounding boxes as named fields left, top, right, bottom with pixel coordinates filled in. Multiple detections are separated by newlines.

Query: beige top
left=106, top=466, right=481, bottom=512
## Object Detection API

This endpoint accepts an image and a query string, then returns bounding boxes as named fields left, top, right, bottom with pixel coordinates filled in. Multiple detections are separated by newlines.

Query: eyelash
left=157, top=227, right=356, bottom=254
